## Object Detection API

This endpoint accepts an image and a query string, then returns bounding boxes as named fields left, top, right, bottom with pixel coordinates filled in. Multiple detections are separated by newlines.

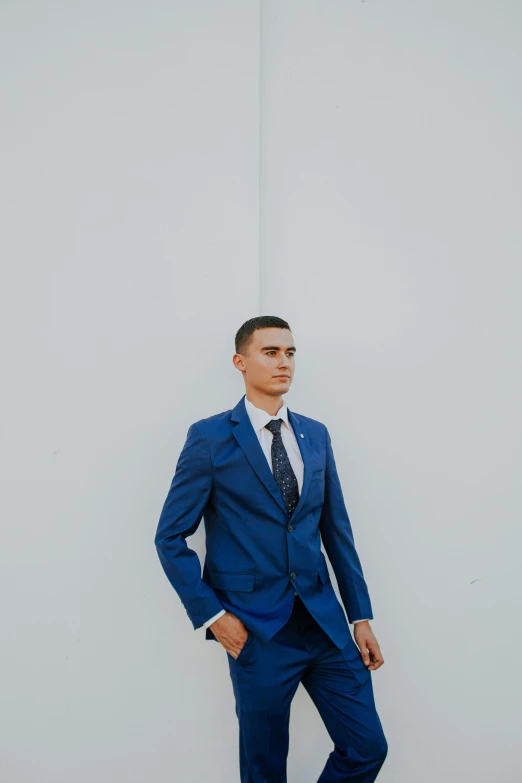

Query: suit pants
left=226, top=594, right=388, bottom=783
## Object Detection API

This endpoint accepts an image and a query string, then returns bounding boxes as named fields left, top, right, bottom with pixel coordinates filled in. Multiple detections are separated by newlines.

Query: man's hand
left=209, top=611, right=249, bottom=659
left=354, top=621, right=384, bottom=671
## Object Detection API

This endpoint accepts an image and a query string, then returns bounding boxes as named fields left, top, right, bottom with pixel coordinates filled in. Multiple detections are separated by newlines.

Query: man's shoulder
left=189, top=407, right=234, bottom=433
left=292, top=410, right=328, bottom=436
left=190, top=405, right=328, bottom=436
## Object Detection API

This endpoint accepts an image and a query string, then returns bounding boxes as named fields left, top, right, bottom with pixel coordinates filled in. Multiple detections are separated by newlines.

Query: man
left=155, top=315, right=388, bottom=782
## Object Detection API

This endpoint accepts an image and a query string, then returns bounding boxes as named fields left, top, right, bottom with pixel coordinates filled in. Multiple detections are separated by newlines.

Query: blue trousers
left=227, top=595, right=388, bottom=783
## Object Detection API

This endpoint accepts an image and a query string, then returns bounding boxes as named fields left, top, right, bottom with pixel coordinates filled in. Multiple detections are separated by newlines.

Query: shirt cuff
left=352, top=618, right=371, bottom=624
left=201, top=608, right=226, bottom=628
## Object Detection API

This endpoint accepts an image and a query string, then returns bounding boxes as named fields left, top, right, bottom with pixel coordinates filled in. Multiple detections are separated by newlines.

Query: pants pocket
left=235, top=628, right=255, bottom=665
left=341, top=637, right=372, bottom=686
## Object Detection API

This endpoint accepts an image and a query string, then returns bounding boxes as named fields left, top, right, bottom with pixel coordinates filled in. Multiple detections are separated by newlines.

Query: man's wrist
left=202, top=608, right=226, bottom=629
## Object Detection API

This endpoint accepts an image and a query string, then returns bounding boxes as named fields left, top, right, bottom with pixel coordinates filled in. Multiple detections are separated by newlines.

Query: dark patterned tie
left=264, top=418, right=299, bottom=517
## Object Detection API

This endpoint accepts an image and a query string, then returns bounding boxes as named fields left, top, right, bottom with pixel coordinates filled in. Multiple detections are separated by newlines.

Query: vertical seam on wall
left=258, top=0, right=263, bottom=315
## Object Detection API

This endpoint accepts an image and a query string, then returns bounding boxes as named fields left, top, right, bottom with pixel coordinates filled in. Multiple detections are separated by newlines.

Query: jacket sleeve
left=154, top=422, right=224, bottom=629
left=319, top=425, right=374, bottom=624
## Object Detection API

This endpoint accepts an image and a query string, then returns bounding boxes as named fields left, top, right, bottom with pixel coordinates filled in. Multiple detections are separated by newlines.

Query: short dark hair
left=235, top=316, right=291, bottom=356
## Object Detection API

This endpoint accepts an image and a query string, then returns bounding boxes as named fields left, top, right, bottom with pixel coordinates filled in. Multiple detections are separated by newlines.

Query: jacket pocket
left=209, top=571, right=255, bottom=591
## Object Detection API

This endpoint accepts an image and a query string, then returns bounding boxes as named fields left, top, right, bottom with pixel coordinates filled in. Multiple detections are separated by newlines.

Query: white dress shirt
left=202, top=396, right=369, bottom=628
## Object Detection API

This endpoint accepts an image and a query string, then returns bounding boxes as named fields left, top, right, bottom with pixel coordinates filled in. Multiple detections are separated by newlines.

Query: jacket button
left=287, top=524, right=293, bottom=532
left=290, top=572, right=296, bottom=579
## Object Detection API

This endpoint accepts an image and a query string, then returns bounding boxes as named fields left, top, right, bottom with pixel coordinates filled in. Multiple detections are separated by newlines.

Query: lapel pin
left=300, top=433, right=304, bottom=438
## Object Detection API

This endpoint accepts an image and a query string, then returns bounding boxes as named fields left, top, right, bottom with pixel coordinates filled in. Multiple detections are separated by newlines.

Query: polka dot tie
left=264, top=418, right=299, bottom=517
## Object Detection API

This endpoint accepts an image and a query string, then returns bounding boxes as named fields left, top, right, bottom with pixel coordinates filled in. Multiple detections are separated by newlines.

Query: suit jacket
left=154, top=393, right=373, bottom=649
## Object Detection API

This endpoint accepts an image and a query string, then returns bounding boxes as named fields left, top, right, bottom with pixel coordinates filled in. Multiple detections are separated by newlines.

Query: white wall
left=1, top=2, right=521, bottom=782
left=0, top=2, right=259, bottom=782
left=261, top=2, right=522, bottom=782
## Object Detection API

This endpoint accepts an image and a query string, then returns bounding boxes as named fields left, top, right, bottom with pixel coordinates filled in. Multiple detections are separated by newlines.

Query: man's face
left=235, top=327, right=296, bottom=396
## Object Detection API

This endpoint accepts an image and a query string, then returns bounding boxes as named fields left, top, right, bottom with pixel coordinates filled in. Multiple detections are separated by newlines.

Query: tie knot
left=264, top=418, right=283, bottom=436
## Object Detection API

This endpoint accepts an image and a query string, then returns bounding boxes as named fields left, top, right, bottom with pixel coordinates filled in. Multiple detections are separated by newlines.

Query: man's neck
left=245, top=391, right=284, bottom=417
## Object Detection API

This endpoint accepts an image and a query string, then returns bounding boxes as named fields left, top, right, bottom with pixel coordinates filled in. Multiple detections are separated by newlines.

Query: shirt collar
left=244, top=395, right=290, bottom=433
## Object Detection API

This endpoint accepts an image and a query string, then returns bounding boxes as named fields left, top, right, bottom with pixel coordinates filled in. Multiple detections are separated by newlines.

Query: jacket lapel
left=230, top=394, right=312, bottom=521
left=287, top=407, right=312, bottom=521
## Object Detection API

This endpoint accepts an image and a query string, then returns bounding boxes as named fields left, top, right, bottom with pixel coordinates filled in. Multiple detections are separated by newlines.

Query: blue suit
left=155, top=393, right=373, bottom=645
left=155, top=394, right=387, bottom=782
